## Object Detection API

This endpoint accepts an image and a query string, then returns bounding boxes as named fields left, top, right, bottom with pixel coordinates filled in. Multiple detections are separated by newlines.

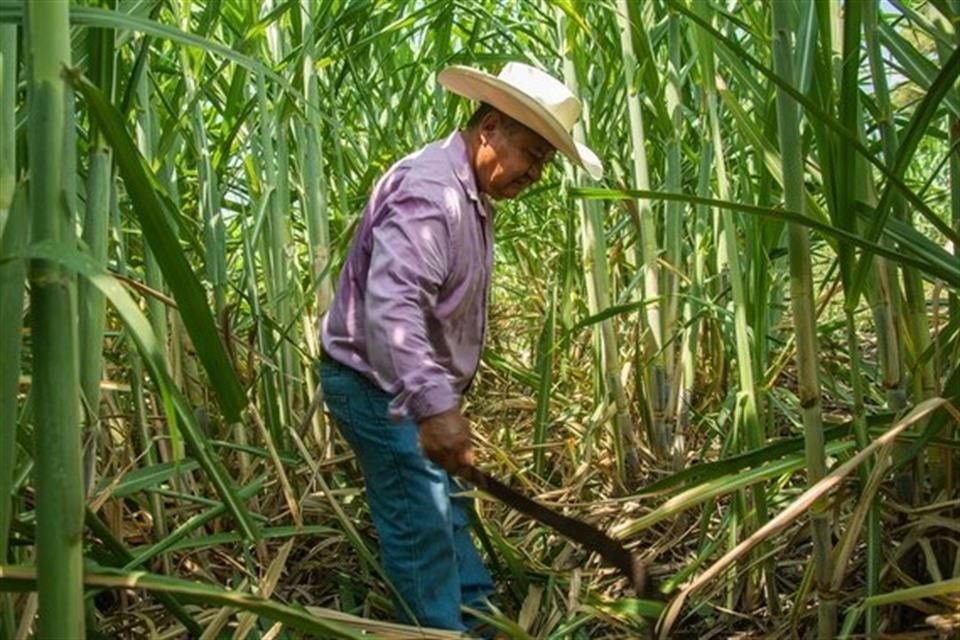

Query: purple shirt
left=321, top=132, right=495, bottom=422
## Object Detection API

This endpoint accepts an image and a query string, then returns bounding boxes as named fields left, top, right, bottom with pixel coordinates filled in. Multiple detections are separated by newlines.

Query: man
left=318, top=62, right=602, bottom=634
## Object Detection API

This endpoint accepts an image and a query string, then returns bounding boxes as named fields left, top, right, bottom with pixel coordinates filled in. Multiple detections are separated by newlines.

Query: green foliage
left=1, top=0, right=958, bottom=638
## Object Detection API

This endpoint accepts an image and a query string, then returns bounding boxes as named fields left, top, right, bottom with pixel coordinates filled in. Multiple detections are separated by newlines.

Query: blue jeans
left=318, top=357, right=494, bottom=632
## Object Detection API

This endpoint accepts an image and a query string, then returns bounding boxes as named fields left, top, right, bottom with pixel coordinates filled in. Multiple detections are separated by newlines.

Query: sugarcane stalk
left=178, top=1, right=225, bottom=316
left=133, top=60, right=171, bottom=559
left=950, top=0, right=960, bottom=329
left=663, top=14, right=685, bottom=470
left=301, top=7, right=334, bottom=458
left=0, top=26, right=21, bottom=579
left=615, top=0, right=670, bottom=461
left=78, top=6, right=117, bottom=499
left=26, top=0, right=86, bottom=635
left=253, top=67, right=286, bottom=445
left=690, top=0, right=777, bottom=611
left=930, top=0, right=959, bottom=493
left=0, top=185, right=26, bottom=640
left=772, top=4, right=835, bottom=637
left=560, top=10, right=640, bottom=483
left=947, top=0, right=960, bottom=490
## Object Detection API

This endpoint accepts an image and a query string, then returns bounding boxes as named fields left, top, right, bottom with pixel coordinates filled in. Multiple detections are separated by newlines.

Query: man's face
left=474, top=113, right=557, bottom=200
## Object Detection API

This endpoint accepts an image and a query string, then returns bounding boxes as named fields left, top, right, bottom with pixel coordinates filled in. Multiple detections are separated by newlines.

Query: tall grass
left=0, top=1, right=957, bottom=637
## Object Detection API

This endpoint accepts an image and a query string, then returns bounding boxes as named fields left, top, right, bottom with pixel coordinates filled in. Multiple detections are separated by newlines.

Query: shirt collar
left=443, top=130, right=494, bottom=218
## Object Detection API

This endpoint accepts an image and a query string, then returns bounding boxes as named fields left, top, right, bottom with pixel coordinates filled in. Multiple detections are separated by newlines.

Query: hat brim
left=438, top=65, right=604, bottom=180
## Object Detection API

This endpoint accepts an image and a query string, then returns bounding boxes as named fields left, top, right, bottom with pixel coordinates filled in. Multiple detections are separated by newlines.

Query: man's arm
left=364, top=193, right=474, bottom=471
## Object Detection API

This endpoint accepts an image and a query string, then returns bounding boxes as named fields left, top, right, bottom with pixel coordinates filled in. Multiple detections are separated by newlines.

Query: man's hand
left=418, top=409, right=474, bottom=473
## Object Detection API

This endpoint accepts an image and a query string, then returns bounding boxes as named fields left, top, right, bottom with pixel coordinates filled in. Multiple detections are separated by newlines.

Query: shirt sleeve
left=364, top=192, right=459, bottom=422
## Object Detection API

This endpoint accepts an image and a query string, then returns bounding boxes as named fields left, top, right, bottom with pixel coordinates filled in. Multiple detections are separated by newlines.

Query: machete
left=457, top=464, right=648, bottom=595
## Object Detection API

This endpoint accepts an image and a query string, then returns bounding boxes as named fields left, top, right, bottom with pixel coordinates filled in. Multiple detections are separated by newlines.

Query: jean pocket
left=323, top=392, right=365, bottom=454
left=322, top=391, right=349, bottom=420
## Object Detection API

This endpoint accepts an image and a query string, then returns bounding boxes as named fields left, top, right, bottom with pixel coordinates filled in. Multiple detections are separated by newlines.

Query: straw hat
left=437, top=62, right=604, bottom=180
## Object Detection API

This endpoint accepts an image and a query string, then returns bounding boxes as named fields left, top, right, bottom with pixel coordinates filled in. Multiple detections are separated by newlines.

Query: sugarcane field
left=2, top=0, right=960, bottom=638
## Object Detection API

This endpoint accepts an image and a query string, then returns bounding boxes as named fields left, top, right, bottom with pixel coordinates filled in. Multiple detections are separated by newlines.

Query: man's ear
left=478, top=110, right=501, bottom=142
